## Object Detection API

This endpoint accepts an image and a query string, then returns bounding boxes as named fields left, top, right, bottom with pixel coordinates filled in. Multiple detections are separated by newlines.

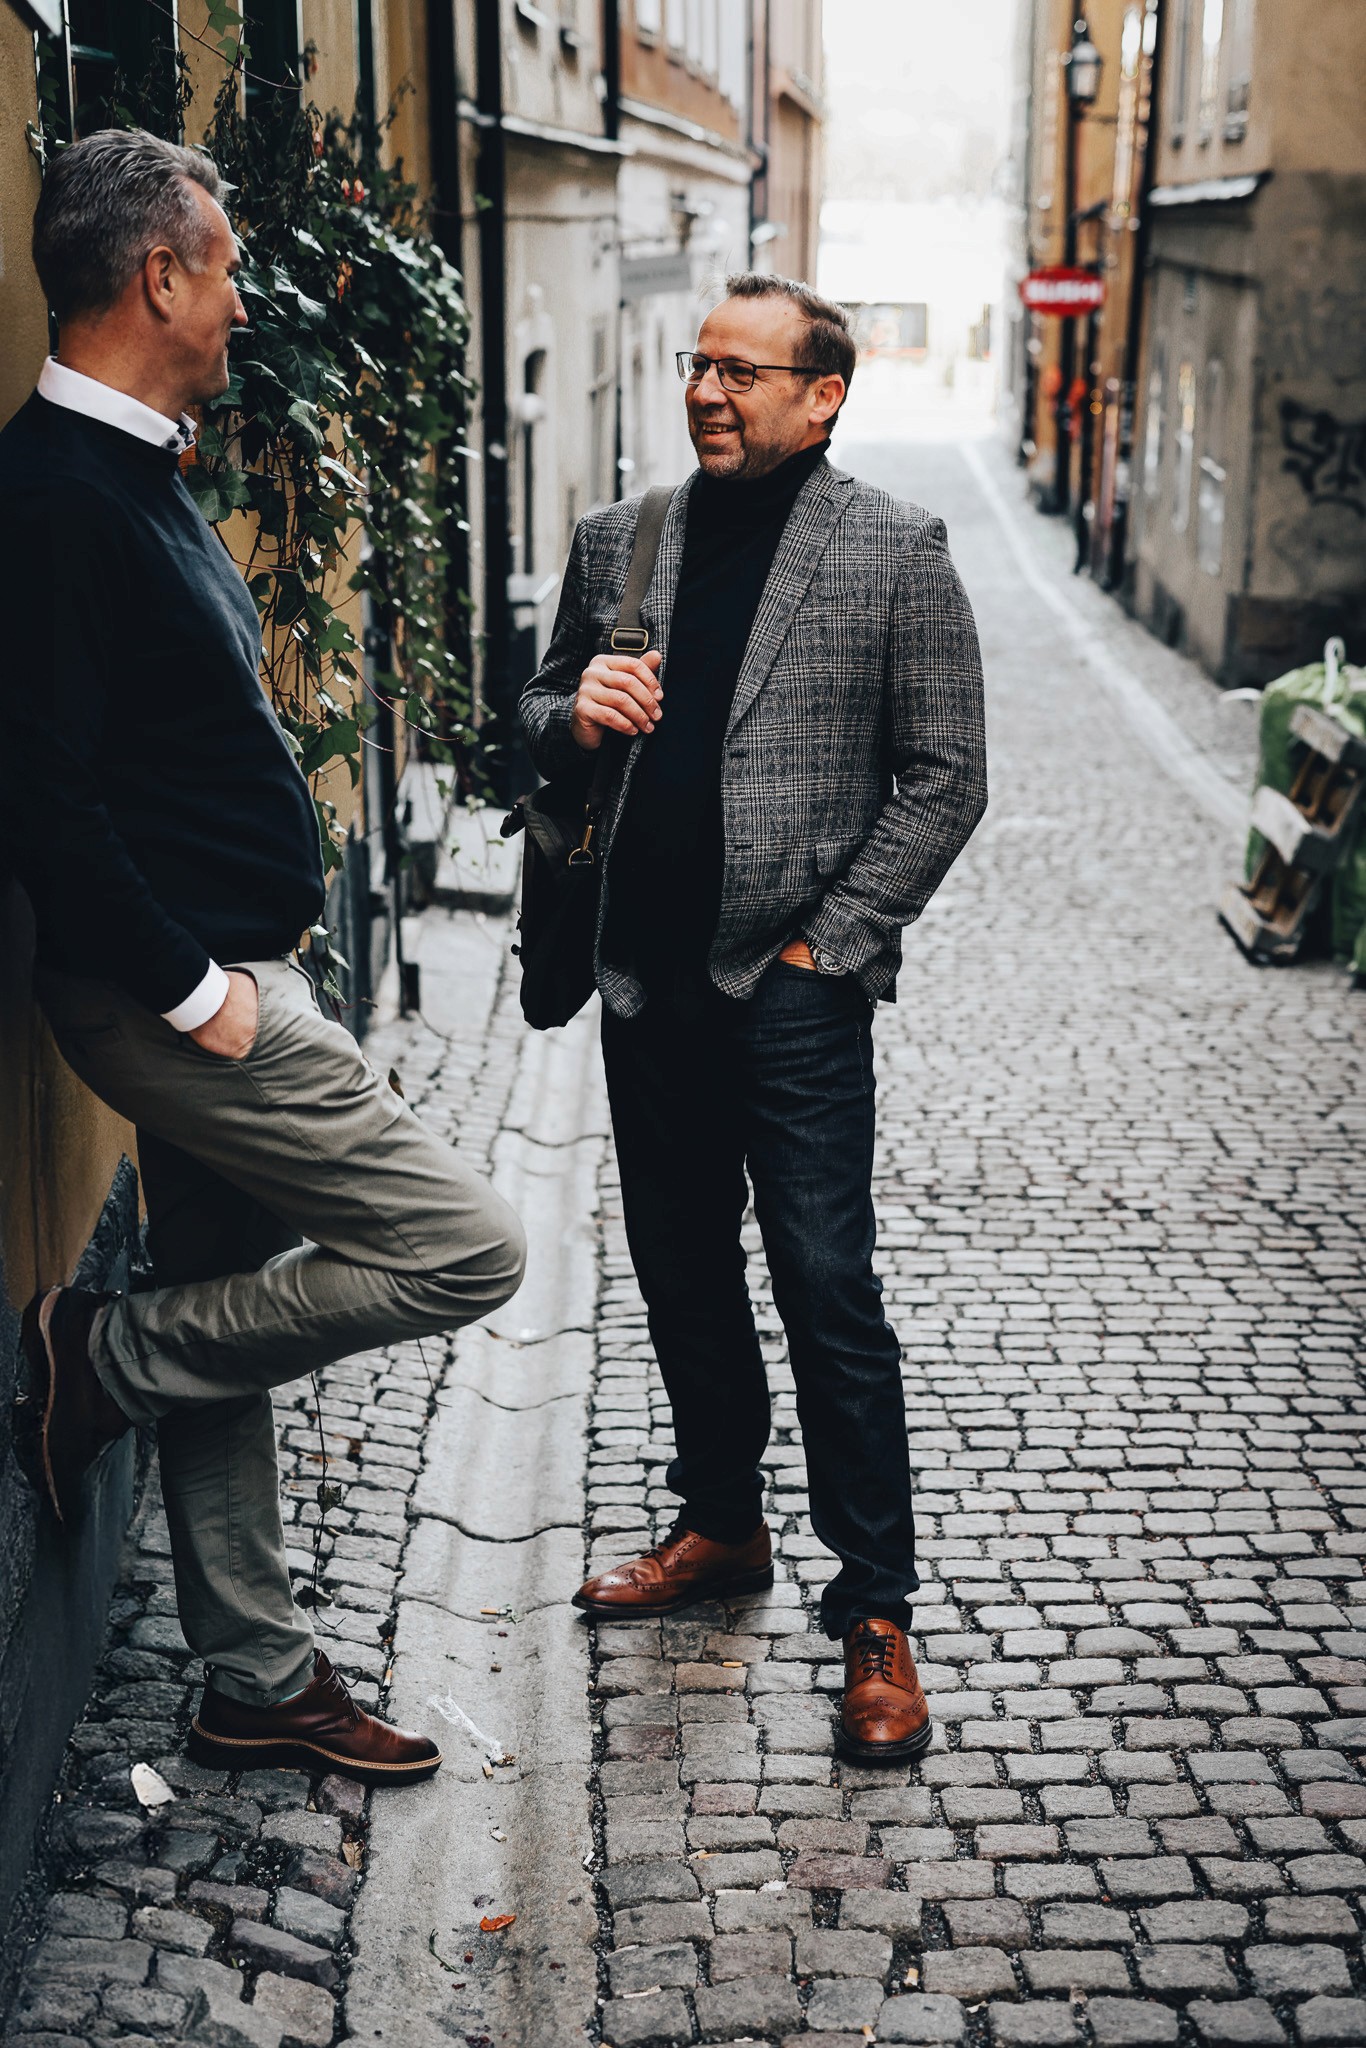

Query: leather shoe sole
left=836, top=1715, right=935, bottom=1764
left=19, top=1286, right=120, bottom=1525
left=186, top=1719, right=443, bottom=1785
left=571, top=1560, right=775, bottom=1620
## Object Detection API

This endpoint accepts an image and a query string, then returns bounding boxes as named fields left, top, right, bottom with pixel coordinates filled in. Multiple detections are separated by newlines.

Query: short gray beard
left=692, top=424, right=800, bottom=481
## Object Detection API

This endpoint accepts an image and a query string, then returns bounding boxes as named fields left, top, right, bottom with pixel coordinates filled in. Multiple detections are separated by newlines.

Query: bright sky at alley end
left=824, top=0, right=1017, bottom=205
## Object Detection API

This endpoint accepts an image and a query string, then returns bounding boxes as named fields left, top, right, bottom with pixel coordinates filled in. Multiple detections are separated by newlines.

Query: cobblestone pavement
left=581, top=435, right=1366, bottom=2048
left=0, top=911, right=521, bottom=2048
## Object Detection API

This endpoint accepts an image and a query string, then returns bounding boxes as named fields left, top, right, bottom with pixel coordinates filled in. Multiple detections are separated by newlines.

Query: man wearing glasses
left=520, top=273, right=987, bottom=1760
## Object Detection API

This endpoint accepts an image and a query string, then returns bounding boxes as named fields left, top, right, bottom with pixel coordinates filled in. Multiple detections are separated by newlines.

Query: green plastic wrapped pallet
left=1246, top=639, right=1366, bottom=960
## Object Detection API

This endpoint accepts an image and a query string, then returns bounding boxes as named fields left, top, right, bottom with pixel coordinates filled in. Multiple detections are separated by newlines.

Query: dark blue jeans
left=600, top=960, right=917, bottom=1638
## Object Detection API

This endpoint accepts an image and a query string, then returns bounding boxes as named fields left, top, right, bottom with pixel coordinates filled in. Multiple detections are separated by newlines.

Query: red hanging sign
left=1019, top=267, right=1107, bottom=316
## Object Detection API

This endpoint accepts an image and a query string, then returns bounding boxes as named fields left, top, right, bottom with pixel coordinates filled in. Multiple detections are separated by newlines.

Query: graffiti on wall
left=1280, top=398, right=1366, bottom=518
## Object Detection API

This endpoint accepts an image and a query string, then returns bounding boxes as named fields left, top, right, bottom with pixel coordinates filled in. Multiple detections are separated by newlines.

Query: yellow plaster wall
left=379, top=0, right=434, bottom=193
left=0, top=10, right=139, bottom=1314
left=0, top=10, right=49, bottom=420
left=305, top=0, right=361, bottom=127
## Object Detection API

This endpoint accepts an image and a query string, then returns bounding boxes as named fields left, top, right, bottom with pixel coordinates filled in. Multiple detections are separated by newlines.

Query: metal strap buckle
left=609, top=625, right=650, bottom=654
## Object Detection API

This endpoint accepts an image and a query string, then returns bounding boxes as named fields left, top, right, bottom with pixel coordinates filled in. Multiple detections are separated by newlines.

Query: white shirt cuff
left=162, top=962, right=231, bottom=1033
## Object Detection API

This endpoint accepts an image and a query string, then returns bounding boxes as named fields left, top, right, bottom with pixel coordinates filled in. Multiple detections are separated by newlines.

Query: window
left=520, top=350, right=546, bottom=576
left=1224, top=0, right=1254, bottom=137
left=701, top=0, right=719, bottom=80
left=1143, top=347, right=1167, bottom=498
left=1197, top=359, right=1227, bottom=574
left=1173, top=360, right=1196, bottom=533
left=718, top=1, right=747, bottom=106
left=59, top=0, right=180, bottom=138
left=1198, top=0, right=1224, bottom=142
left=587, top=321, right=613, bottom=509
left=635, top=0, right=663, bottom=35
left=1169, top=0, right=1193, bottom=141
left=630, top=347, right=646, bottom=486
left=244, top=0, right=304, bottom=114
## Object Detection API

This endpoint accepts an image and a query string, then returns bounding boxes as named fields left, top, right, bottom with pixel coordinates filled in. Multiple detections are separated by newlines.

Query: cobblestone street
left=4, top=426, right=1366, bottom=2048
left=580, top=429, right=1366, bottom=2048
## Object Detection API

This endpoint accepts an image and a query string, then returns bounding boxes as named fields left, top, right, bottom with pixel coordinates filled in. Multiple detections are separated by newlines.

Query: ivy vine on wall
left=28, top=12, right=480, bottom=886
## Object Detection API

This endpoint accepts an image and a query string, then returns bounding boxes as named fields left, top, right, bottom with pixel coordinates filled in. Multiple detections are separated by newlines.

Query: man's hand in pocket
left=779, top=939, right=818, bottom=971
left=189, top=970, right=259, bottom=1058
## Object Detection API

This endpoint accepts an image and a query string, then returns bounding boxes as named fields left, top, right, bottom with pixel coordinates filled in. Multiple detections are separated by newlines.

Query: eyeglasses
left=675, top=351, right=814, bottom=393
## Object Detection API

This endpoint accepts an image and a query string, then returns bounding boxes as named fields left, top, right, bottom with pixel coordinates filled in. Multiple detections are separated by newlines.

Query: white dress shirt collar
left=37, top=357, right=197, bottom=454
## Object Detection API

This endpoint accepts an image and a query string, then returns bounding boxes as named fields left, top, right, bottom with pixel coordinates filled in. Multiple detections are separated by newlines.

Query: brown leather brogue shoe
left=188, top=1650, right=442, bottom=1785
left=572, top=1522, right=773, bottom=1619
left=839, top=1618, right=933, bottom=1762
left=18, top=1287, right=131, bottom=1524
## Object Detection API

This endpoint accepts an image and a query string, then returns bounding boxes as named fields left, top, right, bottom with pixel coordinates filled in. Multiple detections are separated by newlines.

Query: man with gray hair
left=522, top=273, right=988, bottom=1760
left=1, top=128, right=526, bottom=1784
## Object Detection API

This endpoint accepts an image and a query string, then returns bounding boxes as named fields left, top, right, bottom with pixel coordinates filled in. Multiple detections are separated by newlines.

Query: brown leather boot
left=189, top=1650, right=442, bottom=1785
left=18, top=1287, right=131, bottom=1524
left=573, top=1522, right=773, bottom=1619
left=839, top=1618, right=933, bottom=1762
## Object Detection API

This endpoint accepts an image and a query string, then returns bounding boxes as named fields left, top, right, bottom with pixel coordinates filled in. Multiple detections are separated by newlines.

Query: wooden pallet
left=1220, top=701, right=1366, bottom=963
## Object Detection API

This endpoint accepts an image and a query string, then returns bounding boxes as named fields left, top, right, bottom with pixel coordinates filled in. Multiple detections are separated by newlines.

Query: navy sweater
left=0, top=395, right=325, bottom=1015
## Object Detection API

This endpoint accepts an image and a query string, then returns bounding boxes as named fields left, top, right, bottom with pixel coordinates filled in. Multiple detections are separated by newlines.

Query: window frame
left=1172, top=358, right=1197, bottom=535
left=1169, top=0, right=1194, bottom=143
left=1224, top=0, right=1254, bottom=138
left=1196, top=356, right=1227, bottom=575
left=1197, top=0, right=1225, bottom=144
left=1142, top=345, right=1167, bottom=501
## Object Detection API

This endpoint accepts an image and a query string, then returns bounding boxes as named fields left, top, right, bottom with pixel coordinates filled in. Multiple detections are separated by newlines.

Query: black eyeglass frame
left=675, top=351, right=817, bottom=393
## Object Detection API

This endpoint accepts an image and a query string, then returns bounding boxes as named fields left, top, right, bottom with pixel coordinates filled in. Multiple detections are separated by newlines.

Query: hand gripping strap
left=591, top=484, right=672, bottom=809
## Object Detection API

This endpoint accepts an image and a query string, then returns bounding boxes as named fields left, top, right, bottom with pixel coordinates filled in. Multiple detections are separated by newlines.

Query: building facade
left=1130, top=0, right=1366, bottom=682
left=1007, top=0, right=1366, bottom=685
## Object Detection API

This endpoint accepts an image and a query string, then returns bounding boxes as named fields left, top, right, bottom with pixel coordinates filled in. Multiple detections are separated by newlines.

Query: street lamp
left=1065, top=31, right=1103, bottom=107
left=1053, top=17, right=1104, bottom=518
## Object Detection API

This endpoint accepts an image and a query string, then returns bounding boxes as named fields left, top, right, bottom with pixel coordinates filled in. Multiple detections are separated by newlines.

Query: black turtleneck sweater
left=0, top=394, right=326, bottom=1015
left=605, top=439, right=827, bottom=994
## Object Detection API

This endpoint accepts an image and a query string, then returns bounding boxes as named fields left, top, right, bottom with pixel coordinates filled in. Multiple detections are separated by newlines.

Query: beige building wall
left=1131, top=0, right=1366, bottom=681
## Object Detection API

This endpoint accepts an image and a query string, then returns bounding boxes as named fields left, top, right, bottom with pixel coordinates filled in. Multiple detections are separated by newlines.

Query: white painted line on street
left=961, top=441, right=1248, bottom=834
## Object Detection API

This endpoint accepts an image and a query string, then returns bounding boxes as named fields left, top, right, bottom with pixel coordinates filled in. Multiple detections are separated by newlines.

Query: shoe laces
left=319, top=1659, right=362, bottom=1725
left=850, top=1622, right=897, bottom=1685
left=641, top=1523, right=695, bottom=1572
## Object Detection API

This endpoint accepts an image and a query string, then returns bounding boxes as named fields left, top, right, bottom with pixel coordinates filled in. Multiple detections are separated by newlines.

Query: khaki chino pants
left=37, top=956, right=525, bottom=1704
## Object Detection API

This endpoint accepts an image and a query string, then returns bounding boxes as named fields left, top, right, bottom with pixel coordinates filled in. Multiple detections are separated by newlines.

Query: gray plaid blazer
left=519, top=455, right=988, bottom=1019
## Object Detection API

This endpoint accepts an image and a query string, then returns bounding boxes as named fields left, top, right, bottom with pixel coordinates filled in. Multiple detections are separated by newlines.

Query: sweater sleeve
left=0, top=483, right=215, bottom=1015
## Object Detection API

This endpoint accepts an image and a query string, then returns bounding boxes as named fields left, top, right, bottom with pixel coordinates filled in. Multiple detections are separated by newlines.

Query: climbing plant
left=195, top=58, right=479, bottom=870
left=28, top=10, right=481, bottom=877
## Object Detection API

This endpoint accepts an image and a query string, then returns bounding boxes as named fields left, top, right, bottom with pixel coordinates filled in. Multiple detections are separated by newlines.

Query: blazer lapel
left=725, top=460, right=855, bottom=736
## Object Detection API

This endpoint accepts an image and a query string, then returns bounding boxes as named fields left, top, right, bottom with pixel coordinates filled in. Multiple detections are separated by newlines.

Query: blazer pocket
left=814, top=837, right=860, bottom=880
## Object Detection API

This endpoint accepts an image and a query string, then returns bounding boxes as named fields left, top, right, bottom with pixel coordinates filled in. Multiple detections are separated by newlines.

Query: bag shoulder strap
left=588, top=485, right=673, bottom=809
left=608, top=485, right=673, bottom=657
